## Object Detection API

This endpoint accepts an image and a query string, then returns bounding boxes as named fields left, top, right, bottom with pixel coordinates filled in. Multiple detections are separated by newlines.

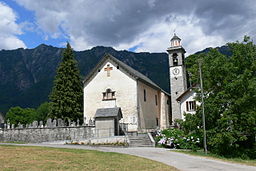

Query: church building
left=83, top=54, right=171, bottom=132
left=83, top=34, right=197, bottom=132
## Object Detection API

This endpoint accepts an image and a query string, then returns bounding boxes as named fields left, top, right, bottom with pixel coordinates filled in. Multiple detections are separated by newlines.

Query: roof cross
left=104, top=64, right=113, bottom=77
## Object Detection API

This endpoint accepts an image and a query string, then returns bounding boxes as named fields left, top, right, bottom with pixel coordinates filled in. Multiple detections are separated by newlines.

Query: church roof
left=83, top=54, right=170, bottom=96
left=95, top=107, right=122, bottom=119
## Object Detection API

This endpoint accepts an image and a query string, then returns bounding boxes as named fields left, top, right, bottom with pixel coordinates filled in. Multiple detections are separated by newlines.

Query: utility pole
left=188, top=72, right=192, bottom=87
left=199, top=60, right=207, bottom=154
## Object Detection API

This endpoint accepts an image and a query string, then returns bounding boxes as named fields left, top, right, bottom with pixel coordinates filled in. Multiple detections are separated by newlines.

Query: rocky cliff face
left=0, top=45, right=170, bottom=113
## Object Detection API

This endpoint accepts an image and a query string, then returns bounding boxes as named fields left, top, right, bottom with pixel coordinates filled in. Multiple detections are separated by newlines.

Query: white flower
left=158, top=137, right=166, bottom=144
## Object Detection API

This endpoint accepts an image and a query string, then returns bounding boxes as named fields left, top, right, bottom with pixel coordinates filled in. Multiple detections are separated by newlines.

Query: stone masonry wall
left=0, top=118, right=96, bottom=143
left=0, top=126, right=95, bottom=143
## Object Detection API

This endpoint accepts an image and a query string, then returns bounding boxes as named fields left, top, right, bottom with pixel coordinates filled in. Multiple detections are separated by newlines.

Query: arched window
left=173, top=53, right=178, bottom=66
left=102, top=89, right=115, bottom=100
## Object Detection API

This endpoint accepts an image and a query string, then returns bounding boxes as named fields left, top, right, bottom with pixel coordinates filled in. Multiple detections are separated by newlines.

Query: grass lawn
left=0, top=145, right=178, bottom=171
left=0, top=141, right=26, bottom=144
left=172, top=149, right=256, bottom=166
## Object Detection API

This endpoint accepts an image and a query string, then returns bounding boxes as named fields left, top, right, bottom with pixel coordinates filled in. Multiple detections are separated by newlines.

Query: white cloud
left=14, top=0, right=256, bottom=53
left=116, top=15, right=225, bottom=55
left=0, top=2, right=26, bottom=50
left=69, top=36, right=92, bottom=51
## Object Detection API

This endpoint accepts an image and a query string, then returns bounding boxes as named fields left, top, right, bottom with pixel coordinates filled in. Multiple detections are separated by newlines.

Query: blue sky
left=0, top=0, right=255, bottom=54
left=1, top=0, right=68, bottom=49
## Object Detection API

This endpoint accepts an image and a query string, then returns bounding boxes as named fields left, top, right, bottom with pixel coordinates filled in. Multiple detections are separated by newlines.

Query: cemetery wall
left=0, top=118, right=96, bottom=143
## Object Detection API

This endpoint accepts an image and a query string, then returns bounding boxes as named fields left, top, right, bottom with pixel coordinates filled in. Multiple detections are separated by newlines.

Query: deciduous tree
left=36, top=102, right=50, bottom=122
left=181, top=36, right=256, bottom=158
left=6, top=107, right=37, bottom=125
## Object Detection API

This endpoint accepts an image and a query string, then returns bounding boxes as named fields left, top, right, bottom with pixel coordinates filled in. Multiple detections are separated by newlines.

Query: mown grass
left=0, top=141, right=27, bottom=144
left=172, top=149, right=256, bottom=166
left=0, top=145, right=178, bottom=171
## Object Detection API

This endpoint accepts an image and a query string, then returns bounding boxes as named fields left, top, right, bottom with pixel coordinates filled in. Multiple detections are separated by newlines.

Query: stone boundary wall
left=0, top=118, right=98, bottom=143
left=0, top=126, right=96, bottom=143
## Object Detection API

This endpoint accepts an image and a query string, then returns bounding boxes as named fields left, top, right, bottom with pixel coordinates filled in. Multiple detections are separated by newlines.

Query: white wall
left=160, top=92, right=170, bottom=129
left=179, top=90, right=200, bottom=120
left=137, top=81, right=160, bottom=130
left=84, top=60, right=138, bottom=131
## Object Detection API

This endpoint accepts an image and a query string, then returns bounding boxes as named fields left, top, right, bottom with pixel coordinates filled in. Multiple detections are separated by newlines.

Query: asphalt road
left=1, top=143, right=255, bottom=171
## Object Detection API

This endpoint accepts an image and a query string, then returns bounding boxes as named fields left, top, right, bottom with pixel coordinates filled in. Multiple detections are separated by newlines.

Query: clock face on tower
left=172, top=68, right=180, bottom=75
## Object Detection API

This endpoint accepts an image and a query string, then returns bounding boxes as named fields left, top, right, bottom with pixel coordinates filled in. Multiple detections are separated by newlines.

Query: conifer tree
left=49, top=43, right=83, bottom=121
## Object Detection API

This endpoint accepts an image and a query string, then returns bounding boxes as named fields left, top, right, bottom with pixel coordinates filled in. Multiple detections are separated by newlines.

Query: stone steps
left=128, top=133, right=154, bottom=147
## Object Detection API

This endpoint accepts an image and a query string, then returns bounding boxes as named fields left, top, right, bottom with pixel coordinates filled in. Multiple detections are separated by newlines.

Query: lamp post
left=199, top=60, right=207, bottom=154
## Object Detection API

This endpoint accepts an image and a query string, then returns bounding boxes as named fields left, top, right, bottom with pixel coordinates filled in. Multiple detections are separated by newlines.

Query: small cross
left=104, top=64, right=113, bottom=77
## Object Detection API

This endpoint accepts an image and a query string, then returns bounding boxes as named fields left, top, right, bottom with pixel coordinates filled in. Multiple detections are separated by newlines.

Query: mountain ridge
left=0, top=44, right=170, bottom=113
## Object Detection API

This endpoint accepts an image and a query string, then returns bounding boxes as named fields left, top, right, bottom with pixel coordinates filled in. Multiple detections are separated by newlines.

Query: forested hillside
left=0, top=45, right=170, bottom=113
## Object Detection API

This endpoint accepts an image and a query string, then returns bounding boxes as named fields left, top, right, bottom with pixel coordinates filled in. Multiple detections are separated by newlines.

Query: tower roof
left=171, top=34, right=181, bottom=41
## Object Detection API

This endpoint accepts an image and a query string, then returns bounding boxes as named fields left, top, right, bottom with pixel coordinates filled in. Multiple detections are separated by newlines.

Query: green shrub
left=155, top=128, right=201, bottom=151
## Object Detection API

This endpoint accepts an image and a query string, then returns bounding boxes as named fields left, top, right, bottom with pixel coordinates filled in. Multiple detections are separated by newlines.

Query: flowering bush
left=155, top=128, right=201, bottom=151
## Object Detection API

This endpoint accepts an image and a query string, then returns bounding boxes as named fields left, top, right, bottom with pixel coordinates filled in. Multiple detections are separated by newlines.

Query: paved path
left=1, top=143, right=255, bottom=171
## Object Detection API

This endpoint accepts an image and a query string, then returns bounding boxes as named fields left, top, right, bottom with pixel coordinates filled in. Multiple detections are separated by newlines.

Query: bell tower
left=167, top=34, right=187, bottom=123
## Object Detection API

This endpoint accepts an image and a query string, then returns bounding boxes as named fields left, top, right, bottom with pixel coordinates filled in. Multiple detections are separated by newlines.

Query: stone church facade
left=83, top=54, right=170, bottom=132
left=83, top=34, right=197, bottom=132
